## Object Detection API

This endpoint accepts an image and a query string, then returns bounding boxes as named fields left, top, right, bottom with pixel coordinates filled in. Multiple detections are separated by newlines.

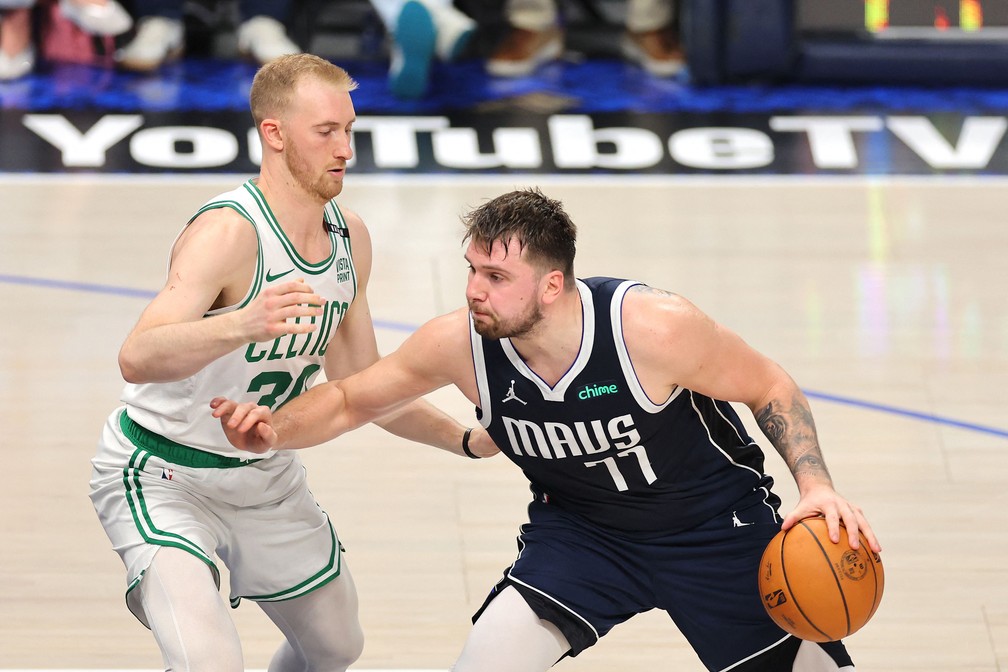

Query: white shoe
left=417, top=0, right=476, bottom=62
left=620, top=28, right=684, bottom=77
left=58, top=0, right=133, bottom=36
left=237, top=16, right=300, bottom=65
left=116, top=16, right=184, bottom=71
left=486, top=27, right=563, bottom=78
left=0, top=45, right=34, bottom=80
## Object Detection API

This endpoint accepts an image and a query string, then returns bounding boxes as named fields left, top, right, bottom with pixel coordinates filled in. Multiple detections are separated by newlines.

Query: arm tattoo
left=630, top=284, right=676, bottom=298
left=755, top=398, right=833, bottom=486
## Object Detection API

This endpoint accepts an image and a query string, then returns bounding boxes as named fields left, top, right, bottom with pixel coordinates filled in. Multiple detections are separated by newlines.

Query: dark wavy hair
left=462, top=188, right=577, bottom=282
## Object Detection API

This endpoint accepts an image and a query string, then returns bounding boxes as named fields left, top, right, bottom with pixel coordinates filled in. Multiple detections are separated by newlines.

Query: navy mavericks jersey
left=470, top=277, right=777, bottom=535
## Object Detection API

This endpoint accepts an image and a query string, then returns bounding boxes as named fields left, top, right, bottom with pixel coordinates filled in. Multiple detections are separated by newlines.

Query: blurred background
left=3, top=0, right=1008, bottom=174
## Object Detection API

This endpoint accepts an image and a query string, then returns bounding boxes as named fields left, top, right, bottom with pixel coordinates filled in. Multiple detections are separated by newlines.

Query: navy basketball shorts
left=474, top=488, right=852, bottom=671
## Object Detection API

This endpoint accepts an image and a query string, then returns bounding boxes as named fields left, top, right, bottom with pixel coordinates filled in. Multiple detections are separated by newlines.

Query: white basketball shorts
left=89, top=407, right=344, bottom=626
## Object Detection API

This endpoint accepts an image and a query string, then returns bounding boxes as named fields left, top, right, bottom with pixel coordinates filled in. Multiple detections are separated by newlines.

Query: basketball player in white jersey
left=89, top=53, right=496, bottom=672
left=212, top=188, right=882, bottom=672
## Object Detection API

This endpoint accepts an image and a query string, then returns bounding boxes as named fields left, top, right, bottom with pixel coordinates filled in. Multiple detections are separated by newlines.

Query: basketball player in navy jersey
left=212, top=188, right=882, bottom=672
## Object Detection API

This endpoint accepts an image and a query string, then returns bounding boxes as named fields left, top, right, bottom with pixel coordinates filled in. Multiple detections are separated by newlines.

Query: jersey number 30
left=247, top=364, right=321, bottom=410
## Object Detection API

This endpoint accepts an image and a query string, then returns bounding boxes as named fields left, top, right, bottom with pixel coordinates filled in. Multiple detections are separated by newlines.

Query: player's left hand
left=783, top=483, right=881, bottom=554
left=466, top=426, right=501, bottom=458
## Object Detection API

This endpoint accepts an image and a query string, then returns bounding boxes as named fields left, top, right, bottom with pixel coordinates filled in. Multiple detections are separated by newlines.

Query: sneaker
left=424, top=0, right=476, bottom=62
left=58, top=0, right=133, bottom=36
left=0, top=45, right=34, bottom=81
left=388, top=0, right=437, bottom=99
left=486, top=27, right=562, bottom=78
left=621, top=27, right=683, bottom=77
left=237, top=16, right=301, bottom=66
left=116, top=17, right=184, bottom=72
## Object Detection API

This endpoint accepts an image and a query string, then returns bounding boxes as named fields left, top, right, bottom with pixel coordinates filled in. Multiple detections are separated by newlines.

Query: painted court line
left=2, top=272, right=1005, bottom=441
left=804, top=389, right=1008, bottom=439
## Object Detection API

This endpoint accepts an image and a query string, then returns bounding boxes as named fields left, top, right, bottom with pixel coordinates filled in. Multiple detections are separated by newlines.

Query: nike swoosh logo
left=266, top=268, right=294, bottom=282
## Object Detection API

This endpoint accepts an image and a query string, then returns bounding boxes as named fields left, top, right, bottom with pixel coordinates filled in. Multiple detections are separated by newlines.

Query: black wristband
left=461, top=427, right=480, bottom=459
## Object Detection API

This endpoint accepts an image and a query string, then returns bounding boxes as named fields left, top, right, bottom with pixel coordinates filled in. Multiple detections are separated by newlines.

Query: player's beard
left=471, top=301, right=543, bottom=340
left=285, top=138, right=342, bottom=202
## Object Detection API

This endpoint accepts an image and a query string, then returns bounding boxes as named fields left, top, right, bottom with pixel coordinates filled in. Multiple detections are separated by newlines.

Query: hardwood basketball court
left=0, top=174, right=1005, bottom=670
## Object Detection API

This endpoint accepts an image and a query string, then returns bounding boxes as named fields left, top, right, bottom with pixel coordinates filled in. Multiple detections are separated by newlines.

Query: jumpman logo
left=732, top=511, right=753, bottom=527
left=502, top=380, right=526, bottom=405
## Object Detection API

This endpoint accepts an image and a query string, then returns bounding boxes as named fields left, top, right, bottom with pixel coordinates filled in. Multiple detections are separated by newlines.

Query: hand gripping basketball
left=758, top=516, right=884, bottom=642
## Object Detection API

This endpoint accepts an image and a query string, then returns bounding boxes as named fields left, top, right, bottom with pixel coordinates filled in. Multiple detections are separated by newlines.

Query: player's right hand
left=240, top=280, right=326, bottom=343
left=210, top=397, right=278, bottom=454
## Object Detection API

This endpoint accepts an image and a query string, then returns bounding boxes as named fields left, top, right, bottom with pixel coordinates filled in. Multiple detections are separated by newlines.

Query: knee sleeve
left=794, top=639, right=856, bottom=672
left=452, top=586, right=569, bottom=672
left=259, top=558, right=364, bottom=672
left=140, top=547, right=243, bottom=672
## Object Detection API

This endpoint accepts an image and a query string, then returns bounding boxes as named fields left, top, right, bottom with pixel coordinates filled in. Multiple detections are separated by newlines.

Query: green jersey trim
left=230, top=516, right=342, bottom=605
left=324, top=201, right=358, bottom=302
left=242, top=180, right=337, bottom=275
left=121, top=447, right=217, bottom=566
left=187, top=198, right=264, bottom=314
left=120, top=410, right=262, bottom=469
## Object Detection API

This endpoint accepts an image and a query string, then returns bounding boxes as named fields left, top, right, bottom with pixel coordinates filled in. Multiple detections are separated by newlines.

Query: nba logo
left=763, top=589, right=787, bottom=609
left=161, top=468, right=174, bottom=480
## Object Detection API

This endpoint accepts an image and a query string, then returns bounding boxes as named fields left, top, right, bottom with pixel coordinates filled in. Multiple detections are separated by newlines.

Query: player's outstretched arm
left=210, top=364, right=366, bottom=452
left=212, top=309, right=482, bottom=453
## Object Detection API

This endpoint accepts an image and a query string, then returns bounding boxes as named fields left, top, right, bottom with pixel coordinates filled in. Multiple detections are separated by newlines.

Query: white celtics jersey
left=121, top=179, right=358, bottom=458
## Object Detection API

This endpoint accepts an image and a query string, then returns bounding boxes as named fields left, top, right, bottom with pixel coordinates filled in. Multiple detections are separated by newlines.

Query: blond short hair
left=249, top=53, right=358, bottom=127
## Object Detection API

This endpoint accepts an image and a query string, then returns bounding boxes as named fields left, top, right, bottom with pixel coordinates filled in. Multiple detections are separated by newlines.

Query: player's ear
left=260, top=118, right=283, bottom=151
left=540, top=269, right=565, bottom=305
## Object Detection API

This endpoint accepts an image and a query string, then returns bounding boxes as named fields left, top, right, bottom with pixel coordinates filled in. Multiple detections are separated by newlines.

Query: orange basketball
left=758, top=516, right=884, bottom=642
